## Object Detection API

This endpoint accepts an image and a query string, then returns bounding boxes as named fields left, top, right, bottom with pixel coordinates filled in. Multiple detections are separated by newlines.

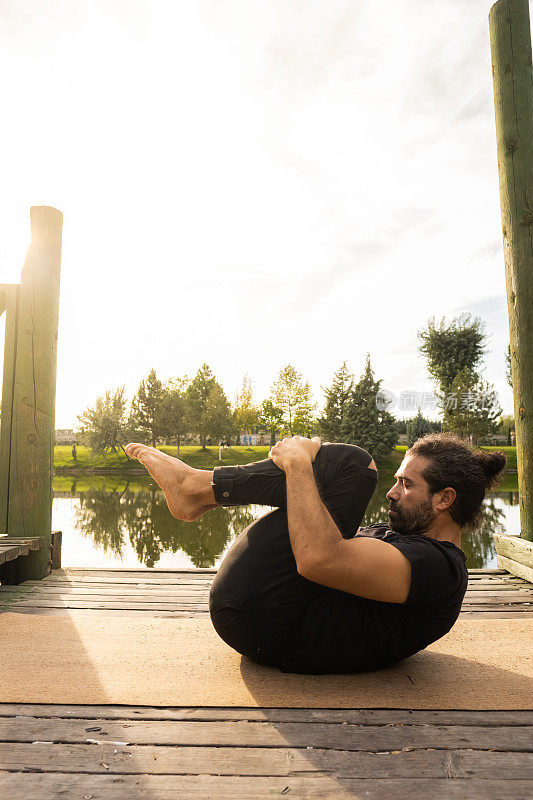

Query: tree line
left=76, top=313, right=512, bottom=457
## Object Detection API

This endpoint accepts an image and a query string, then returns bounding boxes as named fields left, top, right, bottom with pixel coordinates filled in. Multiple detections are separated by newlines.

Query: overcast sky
left=0, top=0, right=522, bottom=427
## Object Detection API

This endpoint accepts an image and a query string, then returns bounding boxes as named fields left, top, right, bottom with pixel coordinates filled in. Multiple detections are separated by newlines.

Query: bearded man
left=125, top=433, right=505, bottom=674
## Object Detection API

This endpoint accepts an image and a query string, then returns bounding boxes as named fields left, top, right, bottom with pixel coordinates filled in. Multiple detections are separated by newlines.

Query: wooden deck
left=0, top=567, right=531, bottom=798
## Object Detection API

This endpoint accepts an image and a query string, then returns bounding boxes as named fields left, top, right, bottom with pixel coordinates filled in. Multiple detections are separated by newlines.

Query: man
left=124, top=433, right=506, bottom=674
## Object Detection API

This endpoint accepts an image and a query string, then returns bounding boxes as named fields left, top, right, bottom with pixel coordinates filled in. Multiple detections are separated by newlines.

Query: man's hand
left=269, top=435, right=322, bottom=472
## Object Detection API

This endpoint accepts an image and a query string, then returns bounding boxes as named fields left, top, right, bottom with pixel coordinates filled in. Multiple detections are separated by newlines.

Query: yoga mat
left=1, top=613, right=531, bottom=708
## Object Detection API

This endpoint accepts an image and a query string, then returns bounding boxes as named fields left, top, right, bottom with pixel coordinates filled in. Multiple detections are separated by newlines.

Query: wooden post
left=2, top=207, right=63, bottom=581
left=489, top=0, right=533, bottom=542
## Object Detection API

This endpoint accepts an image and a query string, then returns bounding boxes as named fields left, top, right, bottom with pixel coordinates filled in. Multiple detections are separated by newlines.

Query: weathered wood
left=4, top=605, right=532, bottom=619
left=489, top=0, right=533, bottom=542
left=0, top=536, right=40, bottom=549
left=0, top=718, right=530, bottom=750
left=497, top=553, right=533, bottom=583
left=0, top=774, right=529, bottom=800
left=0, top=544, right=30, bottom=564
left=50, top=529, right=61, bottom=570
left=495, top=532, right=533, bottom=570
left=3, top=207, right=63, bottom=581
left=0, top=284, right=20, bottom=536
left=1, top=742, right=531, bottom=778
left=4, top=597, right=531, bottom=612
left=2, top=704, right=531, bottom=725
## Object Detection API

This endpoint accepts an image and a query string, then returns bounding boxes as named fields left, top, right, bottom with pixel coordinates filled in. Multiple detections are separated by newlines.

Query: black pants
left=208, top=443, right=378, bottom=674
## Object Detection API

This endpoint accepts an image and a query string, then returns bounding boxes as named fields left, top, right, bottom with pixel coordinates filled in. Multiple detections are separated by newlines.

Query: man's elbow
left=296, top=551, right=329, bottom=582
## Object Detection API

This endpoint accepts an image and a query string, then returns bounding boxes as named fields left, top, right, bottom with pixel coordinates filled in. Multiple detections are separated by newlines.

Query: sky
left=0, top=0, right=523, bottom=427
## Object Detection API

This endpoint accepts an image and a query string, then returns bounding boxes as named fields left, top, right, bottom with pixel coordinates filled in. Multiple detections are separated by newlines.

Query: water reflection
left=55, top=478, right=520, bottom=570
left=74, top=483, right=256, bottom=568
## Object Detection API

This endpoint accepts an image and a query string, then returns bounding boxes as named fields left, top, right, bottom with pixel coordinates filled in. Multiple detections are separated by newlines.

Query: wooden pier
left=0, top=566, right=531, bottom=799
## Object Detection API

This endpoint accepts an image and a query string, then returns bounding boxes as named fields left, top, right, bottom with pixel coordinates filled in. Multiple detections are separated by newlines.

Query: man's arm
left=271, top=437, right=411, bottom=604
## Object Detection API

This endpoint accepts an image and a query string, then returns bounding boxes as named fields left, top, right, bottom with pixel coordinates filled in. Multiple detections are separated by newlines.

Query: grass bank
left=54, top=444, right=516, bottom=476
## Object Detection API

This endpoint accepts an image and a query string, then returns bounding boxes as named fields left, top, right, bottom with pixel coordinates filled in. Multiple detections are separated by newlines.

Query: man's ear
left=436, top=487, right=456, bottom=511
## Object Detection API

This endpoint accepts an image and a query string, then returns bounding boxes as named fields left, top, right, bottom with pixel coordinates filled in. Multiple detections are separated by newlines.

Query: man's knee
left=319, top=442, right=376, bottom=471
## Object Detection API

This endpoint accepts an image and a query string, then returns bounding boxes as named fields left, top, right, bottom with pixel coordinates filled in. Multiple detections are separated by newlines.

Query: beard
left=388, top=496, right=436, bottom=535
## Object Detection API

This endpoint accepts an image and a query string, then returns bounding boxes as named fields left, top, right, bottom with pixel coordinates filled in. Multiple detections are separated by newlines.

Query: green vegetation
left=55, top=444, right=274, bottom=472
left=418, top=314, right=501, bottom=441
left=54, top=443, right=517, bottom=475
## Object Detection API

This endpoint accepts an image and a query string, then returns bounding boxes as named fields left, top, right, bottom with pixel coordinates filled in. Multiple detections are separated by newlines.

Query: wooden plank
left=2, top=704, right=531, bottom=725
left=466, top=569, right=507, bottom=574
left=5, top=599, right=210, bottom=610
left=1, top=583, right=530, bottom=598
left=497, top=554, right=533, bottom=584
left=0, top=718, right=530, bottom=750
left=459, top=611, right=533, bottom=618
left=9, top=597, right=529, bottom=610
left=0, top=544, right=29, bottom=564
left=0, top=742, right=531, bottom=778
left=3, top=605, right=531, bottom=619
left=0, top=774, right=529, bottom=800
left=0, top=536, right=40, bottom=548
left=0, top=585, right=211, bottom=597
left=494, top=534, right=533, bottom=568
left=0, top=607, right=202, bottom=618
left=59, top=567, right=218, bottom=575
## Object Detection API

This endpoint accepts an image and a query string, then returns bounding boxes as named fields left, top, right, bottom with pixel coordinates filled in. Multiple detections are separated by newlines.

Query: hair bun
left=476, top=450, right=507, bottom=489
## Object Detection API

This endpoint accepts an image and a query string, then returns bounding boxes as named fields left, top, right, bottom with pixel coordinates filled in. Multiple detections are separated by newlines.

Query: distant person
left=124, top=434, right=506, bottom=674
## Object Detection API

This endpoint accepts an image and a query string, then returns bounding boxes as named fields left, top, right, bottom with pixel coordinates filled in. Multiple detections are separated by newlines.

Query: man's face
left=385, top=454, right=436, bottom=535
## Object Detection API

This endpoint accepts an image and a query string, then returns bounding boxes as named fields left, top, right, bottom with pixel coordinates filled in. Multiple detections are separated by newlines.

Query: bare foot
left=124, top=443, right=216, bottom=521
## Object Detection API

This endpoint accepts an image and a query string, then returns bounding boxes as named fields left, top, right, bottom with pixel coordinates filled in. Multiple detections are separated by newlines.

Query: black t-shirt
left=283, top=522, right=469, bottom=674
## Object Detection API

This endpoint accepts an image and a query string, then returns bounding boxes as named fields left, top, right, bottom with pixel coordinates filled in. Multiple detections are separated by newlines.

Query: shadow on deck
left=0, top=568, right=531, bottom=799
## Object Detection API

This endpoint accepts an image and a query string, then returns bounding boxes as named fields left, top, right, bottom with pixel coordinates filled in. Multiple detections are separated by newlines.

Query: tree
left=292, top=381, right=317, bottom=436
left=259, top=399, right=284, bottom=446
left=131, top=368, right=165, bottom=446
left=440, top=368, right=502, bottom=444
left=340, top=354, right=397, bottom=461
left=418, top=314, right=502, bottom=438
left=318, top=361, right=354, bottom=441
left=157, top=376, right=190, bottom=455
left=204, top=383, right=235, bottom=445
left=418, top=313, right=487, bottom=393
left=498, top=413, right=515, bottom=445
left=77, top=386, right=130, bottom=453
left=270, top=364, right=316, bottom=436
left=233, top=373, right=259, bottom=446
left=185, top=364, right=217, bottom=448
left=406, top=408, right=433, bottom=446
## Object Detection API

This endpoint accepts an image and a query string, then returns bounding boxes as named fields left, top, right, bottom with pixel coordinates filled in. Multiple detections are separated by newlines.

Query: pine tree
left=406, top=408, right=433, bottom=446
left=340, top=354, right=397, bottom=461
left=131, top=368, right=165, bottom=446
left=318, top=361, right=354, bottom=441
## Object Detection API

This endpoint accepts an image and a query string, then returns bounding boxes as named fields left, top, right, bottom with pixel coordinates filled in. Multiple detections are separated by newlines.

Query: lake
left=52, top=473, right=520, bottom=570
